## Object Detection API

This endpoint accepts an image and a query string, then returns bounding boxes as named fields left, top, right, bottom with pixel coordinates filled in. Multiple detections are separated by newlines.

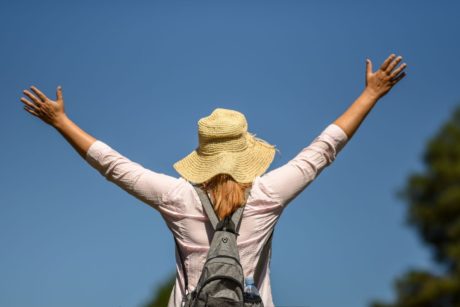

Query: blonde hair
left=200, top=174, right=253, bottom=220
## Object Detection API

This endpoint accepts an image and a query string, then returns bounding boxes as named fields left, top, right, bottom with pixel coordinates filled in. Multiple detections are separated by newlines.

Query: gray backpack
left=173, top=185, right=273, bottom=307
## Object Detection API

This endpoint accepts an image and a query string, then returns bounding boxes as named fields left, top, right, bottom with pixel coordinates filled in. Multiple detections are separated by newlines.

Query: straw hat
left=173, top=108, right=277, bottom=184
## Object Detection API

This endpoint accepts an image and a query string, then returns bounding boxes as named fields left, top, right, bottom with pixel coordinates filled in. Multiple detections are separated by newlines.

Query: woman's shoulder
left=250, top=176, right=282, bottom=203
left=242, top=176, right=284, bottom=214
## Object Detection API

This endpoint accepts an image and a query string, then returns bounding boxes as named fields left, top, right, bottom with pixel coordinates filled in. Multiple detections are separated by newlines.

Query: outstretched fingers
left=23, top=89, right=44, bottom=107
left=390, top=62, right=407, bottom=79
left=30, top=85, right=48, bottom=102
left=380, top=53, right=407, bottom=86
left=20, top=96, right=38, bottom=109
left=391, top=71, right=406, bottom=85
left=385, top=56, right=403, bottom=74
left=380, top=54, right=396, bottom=71
left=23, top=105, right=41, bottom=117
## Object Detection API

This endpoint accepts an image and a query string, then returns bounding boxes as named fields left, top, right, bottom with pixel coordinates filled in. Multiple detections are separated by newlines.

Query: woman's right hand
left=20, top=85, right=67, bottom=127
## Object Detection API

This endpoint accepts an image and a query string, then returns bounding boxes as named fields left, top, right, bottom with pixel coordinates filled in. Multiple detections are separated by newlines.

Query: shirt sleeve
left=258, top=123, right=349, bottom=208
left=85, top=140, right=181, bottom=211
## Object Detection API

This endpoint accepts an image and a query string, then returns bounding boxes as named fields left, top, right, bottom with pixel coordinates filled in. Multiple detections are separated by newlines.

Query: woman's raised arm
left=259, top=53, right=407, bottom=208
left=19, top=85, right=181, bottom=211
left=334, top=53, right=407, bottom=139
left=20, top=85, right=96, bottom=159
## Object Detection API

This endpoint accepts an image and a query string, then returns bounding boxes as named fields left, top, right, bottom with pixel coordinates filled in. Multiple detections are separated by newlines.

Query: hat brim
left=173, top=135, right=276, bottom=184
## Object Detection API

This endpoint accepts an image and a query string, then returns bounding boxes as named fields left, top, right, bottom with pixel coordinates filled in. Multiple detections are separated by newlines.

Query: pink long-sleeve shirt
left=84, top=123, right=349, bottom=307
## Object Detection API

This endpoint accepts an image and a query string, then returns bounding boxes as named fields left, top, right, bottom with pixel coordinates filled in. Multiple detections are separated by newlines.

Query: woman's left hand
left=365, top=54, right=407, bottom=99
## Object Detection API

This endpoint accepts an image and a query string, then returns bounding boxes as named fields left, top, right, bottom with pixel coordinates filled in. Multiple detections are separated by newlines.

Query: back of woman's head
left=200, top=174, right=252, bottom=220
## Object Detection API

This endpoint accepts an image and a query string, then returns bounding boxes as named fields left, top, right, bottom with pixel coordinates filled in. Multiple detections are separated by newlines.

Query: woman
left=20, top=54, right=407, bottom=306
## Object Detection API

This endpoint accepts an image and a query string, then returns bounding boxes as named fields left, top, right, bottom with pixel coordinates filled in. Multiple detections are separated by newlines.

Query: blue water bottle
left=244, top=276, right=261, bottom=302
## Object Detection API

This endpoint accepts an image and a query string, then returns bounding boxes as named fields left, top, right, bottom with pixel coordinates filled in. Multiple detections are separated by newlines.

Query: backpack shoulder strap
left=193, top=185, right=250, bottom=231
left=193, top=185, right=220, bottom=229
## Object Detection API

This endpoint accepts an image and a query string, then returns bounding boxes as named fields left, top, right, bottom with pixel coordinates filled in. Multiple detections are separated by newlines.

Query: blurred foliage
left=369, top=105, right=460, bottom=307
left=142, top=272, right=176, bottom=307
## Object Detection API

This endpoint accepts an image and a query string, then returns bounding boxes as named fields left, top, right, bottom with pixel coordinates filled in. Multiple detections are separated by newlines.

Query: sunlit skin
left=20, top=85, right=96, bottom=159
left=20, top=53, right=406, bottom=157
left=333, top=54, right=407, bottom=139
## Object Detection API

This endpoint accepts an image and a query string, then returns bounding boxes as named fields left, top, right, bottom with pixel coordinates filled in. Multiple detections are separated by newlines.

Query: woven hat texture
left=173, top=108, right=276, bottom=184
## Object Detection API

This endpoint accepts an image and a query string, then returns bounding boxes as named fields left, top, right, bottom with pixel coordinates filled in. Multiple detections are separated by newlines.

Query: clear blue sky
left=1, top=1, right=459, bottom=307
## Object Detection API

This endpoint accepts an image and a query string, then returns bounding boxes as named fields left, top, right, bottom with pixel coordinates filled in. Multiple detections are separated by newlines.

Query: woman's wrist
left=52, top=114, right=70, bottom=130
left=362, top=87, right=381, bottom=102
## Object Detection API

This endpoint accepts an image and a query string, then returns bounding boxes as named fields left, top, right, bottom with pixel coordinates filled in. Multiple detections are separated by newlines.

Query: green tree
left=370, top=105, right=460, bottom=307
left=142, top=272, right=176, bottom=307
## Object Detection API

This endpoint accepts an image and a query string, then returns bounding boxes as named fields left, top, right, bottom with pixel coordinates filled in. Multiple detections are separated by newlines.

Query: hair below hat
left=173, top=108, right=277, bottom=184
